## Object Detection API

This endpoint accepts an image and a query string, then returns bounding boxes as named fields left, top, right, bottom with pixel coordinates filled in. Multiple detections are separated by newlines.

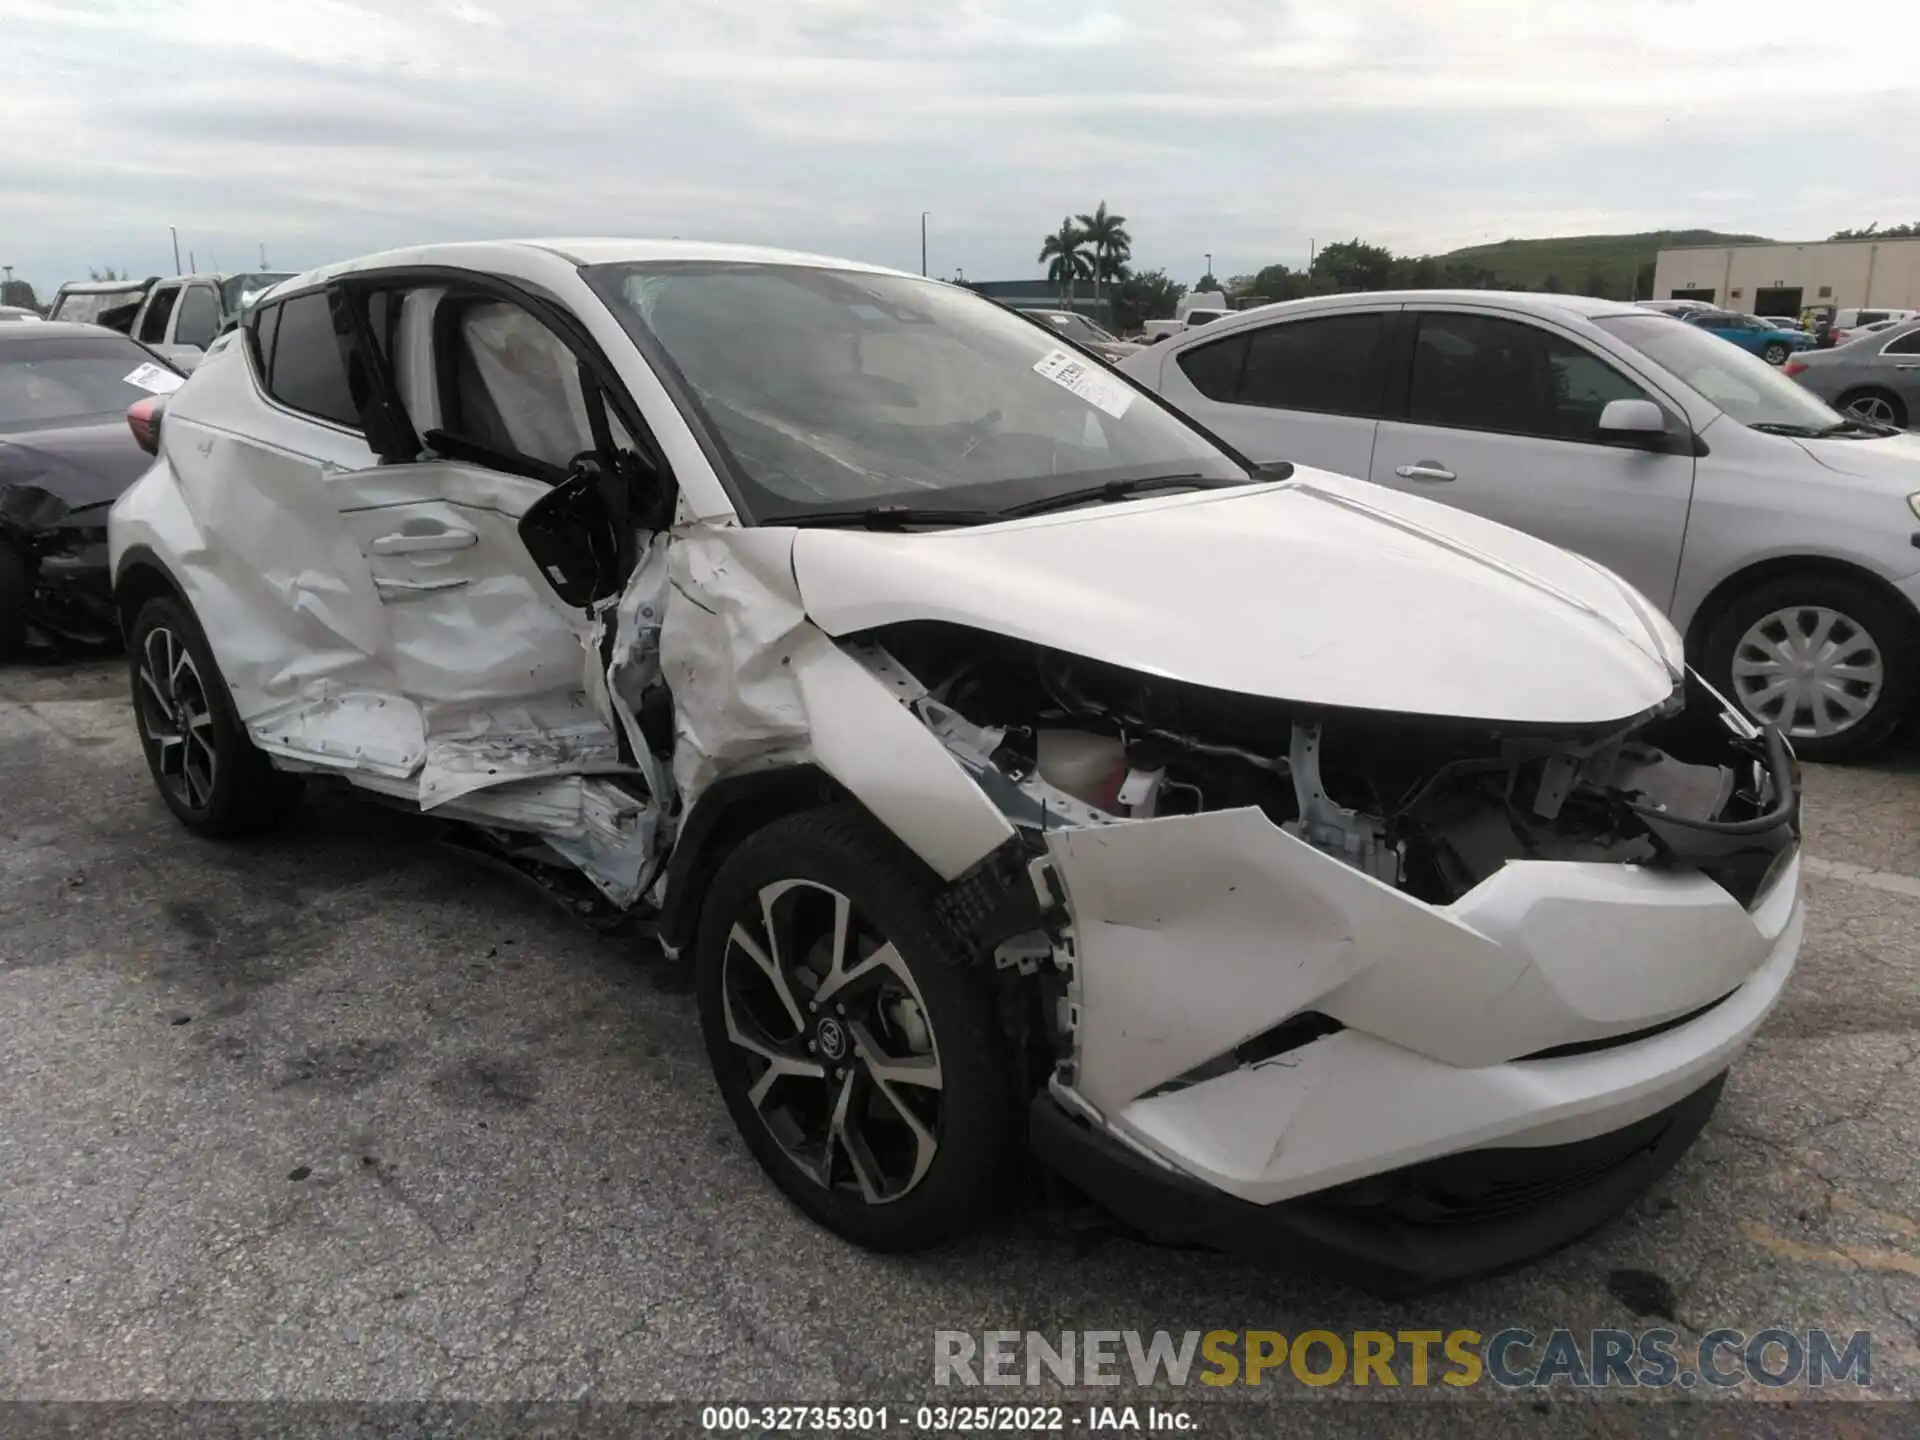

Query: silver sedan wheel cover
left=1730, top=605, right=1885, bottom=740
left=1846, top=394, right=1898, bottom=424
left=135, top=625, right=219, bottom=808
left=720, top=878, right=943, bottom=1205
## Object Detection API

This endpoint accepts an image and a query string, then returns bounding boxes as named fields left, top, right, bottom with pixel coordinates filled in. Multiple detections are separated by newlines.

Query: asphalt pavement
left=2, top=656, right=1916, bottom=1431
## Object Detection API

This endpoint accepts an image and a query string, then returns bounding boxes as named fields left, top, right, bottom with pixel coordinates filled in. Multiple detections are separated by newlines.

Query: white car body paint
left=110, top=241, right=1805, bottom=1279
left=794, top=468, right=1682, bottom=725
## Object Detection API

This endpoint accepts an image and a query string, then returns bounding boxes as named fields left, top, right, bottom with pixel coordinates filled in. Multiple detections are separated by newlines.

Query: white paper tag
left=1033, top=347, right=1133, bottom=419
left=123, top=362, right=184, bottom=395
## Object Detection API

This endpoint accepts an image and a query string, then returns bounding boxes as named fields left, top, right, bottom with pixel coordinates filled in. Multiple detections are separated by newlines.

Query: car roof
left=1151, top=288, right=1647, bottom=346
left=56, top=278, right=153, bottom=294
left=272, top=238, right=919, bottom=296
left=0, top=320, right=139, bottom=343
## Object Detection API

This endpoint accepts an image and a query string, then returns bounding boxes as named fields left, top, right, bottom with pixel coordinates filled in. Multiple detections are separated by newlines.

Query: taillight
left=126, top=395, right=165, bottom=456
left=1783, top=359, right=1809, bottom=377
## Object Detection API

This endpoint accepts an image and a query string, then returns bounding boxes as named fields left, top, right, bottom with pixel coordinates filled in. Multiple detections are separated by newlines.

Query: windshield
left=1596, top=313, right=1845, bottom=431
left=0, top=335, right=173, bottom=429
left=220, top=272, right=295, bottom=314
left=587, top=262, right=1246, bottom=521
left=51, top=288, right=144, bottom=325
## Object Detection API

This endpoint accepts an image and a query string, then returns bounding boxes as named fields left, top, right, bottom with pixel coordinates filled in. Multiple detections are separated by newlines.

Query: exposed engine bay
left=853, top=621, right=1800, bottom=910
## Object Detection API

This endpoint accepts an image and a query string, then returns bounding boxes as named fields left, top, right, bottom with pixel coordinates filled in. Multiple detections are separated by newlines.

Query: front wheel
left=1700, top=573, right=1916, bottom=761
left=1763, top=341, right=1789, bottom=365
left=128, top=595, right=302, bottom=834
left=1839, top=389, right=1908, bottom=429
left=695, top=806, right=1017, bottom=1252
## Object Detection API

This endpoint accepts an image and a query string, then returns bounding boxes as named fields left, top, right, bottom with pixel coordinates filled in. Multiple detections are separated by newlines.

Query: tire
left=1700, top=571, right=1917, bottom=761
left=1762, top=342, right=1789, bottom=365
left=1837, top=388, right=1909, bottom=429
left=0, top=541, right=27, bottom=663
left=695, top=804, right=1017, bottom=1251
left=127, top=595, right=302, bottom=835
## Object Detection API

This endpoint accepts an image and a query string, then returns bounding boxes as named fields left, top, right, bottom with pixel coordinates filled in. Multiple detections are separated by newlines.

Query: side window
left=436, top=300, right=602, bottom=473
left=174, top=285, right=220, bottom=348
left=1407, top=313, right=1645, bottom=443
left=263, top=291, right=361, bottom=429
left=1176, top=333, right=1249, bottom=402
left=138, top=286, right=178, bottom=344
left=1885, top=329, right=1920, bottom=357
left=1238, top=313, right=1388, bottom=417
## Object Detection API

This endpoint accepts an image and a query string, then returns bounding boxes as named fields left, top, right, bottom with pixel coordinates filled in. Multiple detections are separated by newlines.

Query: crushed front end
left=855, top=622, right=1802, bottom=1294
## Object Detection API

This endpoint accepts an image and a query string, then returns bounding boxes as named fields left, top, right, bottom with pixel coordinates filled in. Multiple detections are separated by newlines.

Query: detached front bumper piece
left=1032, top=1072, right=1726, bottom=1298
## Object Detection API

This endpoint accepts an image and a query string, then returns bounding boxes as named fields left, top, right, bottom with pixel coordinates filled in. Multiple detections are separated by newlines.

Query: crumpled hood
left=0, top=416, right=152, bottom=516
left=1791, top=430, right=1920, bottom=483
left=790, top=466, right=1683, bottom=727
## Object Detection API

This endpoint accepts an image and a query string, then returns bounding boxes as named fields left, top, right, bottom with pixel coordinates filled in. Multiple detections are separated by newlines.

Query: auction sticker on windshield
left=123, top=362, right=184, bottom=395
left=1033, top=347, right=1133, bottom=419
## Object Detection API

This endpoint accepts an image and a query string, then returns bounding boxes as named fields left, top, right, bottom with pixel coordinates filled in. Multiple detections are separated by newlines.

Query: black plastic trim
left=1031, top=1072, right=1727, bottom=1297
left=655, top=765, right=846, bottom=953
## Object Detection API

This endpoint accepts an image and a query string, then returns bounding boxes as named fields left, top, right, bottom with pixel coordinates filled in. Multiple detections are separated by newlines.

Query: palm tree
left=1075, top=202, right=1132, bottom=301
left=1038, top=218, right=1092, bottom=304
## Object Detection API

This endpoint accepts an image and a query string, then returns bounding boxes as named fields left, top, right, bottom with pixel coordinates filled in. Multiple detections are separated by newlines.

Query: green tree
left=1541, top=273, right=1564, bottom=293
left=1830, top=221, right=1920, bottom=239
left=1038, top=217, right=1092, bottom=304
left=1111, top=268, right=1185, bottom=335
left=1633, top=261, right=1656, bottom=299
left=1251, top=263, right=1311, bottom=302
left=0, top=278, right=38, bottom=310
left=88, top=266, right=125, bottom=281
left=1195, top=272, right=1219, bottom=293
left=1581, top=266, right=1609, bottom=299
left=1388, top=255, right=1442, bottom=289
left=1313, top=239, right=1395, bottom=292
left=1075, top=201, right=1132, bottom=300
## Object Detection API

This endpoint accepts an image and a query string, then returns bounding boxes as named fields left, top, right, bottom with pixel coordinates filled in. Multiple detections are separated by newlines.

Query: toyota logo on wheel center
left=816, top=1016, right=848, bottom=1062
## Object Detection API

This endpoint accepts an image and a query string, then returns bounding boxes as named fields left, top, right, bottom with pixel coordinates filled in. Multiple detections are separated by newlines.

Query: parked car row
left=45, top=270, right=295, bottom=370
left=0, top=321, right=186, bottom=657
left=1119, top=289, right=1920, bottom=760
left=99, top=239, right=1802, bottom=1296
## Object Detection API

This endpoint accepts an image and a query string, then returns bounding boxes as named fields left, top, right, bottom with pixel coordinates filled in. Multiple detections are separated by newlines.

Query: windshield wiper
left=1816, top=417, right=1899, bottom=438
left=998, top=472, right=1249, bottom=518
left=1747, top=423, right=1828, bottom=438
left=780, top=504, right=1003, bottom=530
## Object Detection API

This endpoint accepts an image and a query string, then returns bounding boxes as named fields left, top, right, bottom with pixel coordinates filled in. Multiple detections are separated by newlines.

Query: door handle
left=1895, top=363, right=1920, bottom=371
left=372, top=527, right=478, bottom=555
left=1394, top=462, right=1456, bottom=482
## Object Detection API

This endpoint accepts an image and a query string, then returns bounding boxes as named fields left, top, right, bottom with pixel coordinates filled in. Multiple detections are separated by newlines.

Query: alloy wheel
left=1845, top=394, right=1899, bottom=425
left=1730, top=605, right=1885, bottom=740
left=719, top=878, right=943, bottom=1204
left=134, top=624, right=219, bottom=809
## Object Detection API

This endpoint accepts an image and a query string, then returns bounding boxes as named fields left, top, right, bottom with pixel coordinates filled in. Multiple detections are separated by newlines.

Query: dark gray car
left=1786, top=318, right=1920, bottom=429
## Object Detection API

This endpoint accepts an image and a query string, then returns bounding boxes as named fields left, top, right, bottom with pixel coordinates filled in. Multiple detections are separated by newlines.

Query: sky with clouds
left=2, top=0, right=1916, bottom=295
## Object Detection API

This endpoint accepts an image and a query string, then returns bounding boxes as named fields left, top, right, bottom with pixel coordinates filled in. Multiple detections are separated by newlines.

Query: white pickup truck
left=1141, top=291, right=1232, bottom=342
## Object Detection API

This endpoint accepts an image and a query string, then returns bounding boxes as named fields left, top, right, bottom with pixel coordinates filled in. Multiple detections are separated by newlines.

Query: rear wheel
left=1762, top=341, right=1789, bottom=365
left=1700, top=572, right=1916, bottom=761
left=1839, top=388, right=1908, bottom=428
left=128, top=596, right=302, bottom=835
left=695, top=806, right=1017, bottom=1251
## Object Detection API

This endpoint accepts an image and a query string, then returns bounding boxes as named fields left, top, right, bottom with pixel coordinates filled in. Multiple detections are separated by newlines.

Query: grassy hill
left=1433, top=229, right=1771, bottom=297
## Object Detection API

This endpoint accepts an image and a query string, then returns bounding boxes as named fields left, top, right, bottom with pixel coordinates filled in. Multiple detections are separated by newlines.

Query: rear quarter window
left=258, top=291, right=360, bottom=430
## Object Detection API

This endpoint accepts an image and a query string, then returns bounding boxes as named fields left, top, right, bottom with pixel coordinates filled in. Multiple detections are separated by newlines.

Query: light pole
left=1205, top=252, right=1213, bottom=284
left=169, top=226, right=182, bottom=275
left=920, top=212, right=929, bottom=277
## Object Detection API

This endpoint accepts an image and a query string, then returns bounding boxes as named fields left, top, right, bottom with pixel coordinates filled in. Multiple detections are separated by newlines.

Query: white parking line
left=1804, top=855, right=1920, bottom=901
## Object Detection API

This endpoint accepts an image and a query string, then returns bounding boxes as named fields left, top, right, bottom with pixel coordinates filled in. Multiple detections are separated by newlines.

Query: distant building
left=1652, top=236, right=1920, bottom=318
left=965, top=279, right=1113, bottom=327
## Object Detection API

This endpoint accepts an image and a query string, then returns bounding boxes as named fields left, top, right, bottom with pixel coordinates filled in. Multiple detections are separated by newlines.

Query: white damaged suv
left=109, top=241, right=1803, bottom=1294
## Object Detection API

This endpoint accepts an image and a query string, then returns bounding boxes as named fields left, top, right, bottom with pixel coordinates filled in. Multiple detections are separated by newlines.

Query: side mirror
left=1595, top=398, right=1670, bottom=449
left=518, top=459, right=623, bottom=609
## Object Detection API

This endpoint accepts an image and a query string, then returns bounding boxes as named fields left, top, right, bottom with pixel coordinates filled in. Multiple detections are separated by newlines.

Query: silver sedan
left=1786, top=318, right=1920, bottom=429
